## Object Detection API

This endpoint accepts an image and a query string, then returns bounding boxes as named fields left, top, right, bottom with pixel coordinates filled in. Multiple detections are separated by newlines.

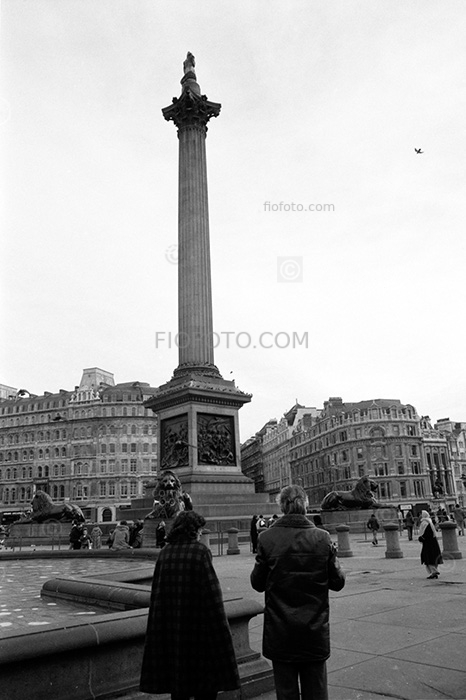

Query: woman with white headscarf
left=418, top=510, right=443, bottom=579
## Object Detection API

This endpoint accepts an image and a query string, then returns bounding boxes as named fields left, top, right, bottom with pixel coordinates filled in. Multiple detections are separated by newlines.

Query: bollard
left=199, top=528, right=211, bottom=550
left=335, top=525, right=353, bottom=557
left=227, top=527, right=240, bottom=555
left=383, top=523, right=403, bottom=558
left=439, top=521, right=462, bottom=559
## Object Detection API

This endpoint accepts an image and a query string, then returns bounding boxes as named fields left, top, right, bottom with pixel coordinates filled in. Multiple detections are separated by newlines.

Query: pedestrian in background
left=79, top=527, right=91, bottom=549
left=155, top=520, right=166, bottom=548
left=130, top=520, right=144, bottom=547
left=111, top=520, right=132, bottom=550
left=69, top=520, right=83, bottom=550
left=250, top=515, right=259, bottom=553
left=397, top=507, right=404, bottom=535
left=367, top=513, right=380, bottom=546
left=405, top=510, right=414, bottom=541
left=91, top=525, right=103, bottom=550
left=453, top=503, right=465, bottom=536
left=419, top=510, right=443, bottom=579
left=140, top=510, right=239, bottom=700
left=251, top=484, right=345, bottom=700
left=257, top=514, right=268, bottom=531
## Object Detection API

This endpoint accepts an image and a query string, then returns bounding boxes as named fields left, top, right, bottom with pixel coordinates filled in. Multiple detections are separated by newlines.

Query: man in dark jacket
left=251, top=485, right=345, bottom=700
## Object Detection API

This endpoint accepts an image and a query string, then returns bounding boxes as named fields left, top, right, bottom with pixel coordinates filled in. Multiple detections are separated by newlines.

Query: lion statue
left=145, top=470, right=193, bottom=520
left=321, top=476, right=379, bottom=511
left=26, top=490, right=85, bottom=523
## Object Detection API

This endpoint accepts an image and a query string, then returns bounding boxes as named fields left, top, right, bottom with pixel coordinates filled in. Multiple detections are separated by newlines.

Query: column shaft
left=177, top=126, right=215, bottom=369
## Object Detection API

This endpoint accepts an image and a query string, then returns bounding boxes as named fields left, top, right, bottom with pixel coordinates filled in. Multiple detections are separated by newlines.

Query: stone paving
left=2, top=532, right=466, bottom=699
left=121, top=531, right=466, bottom=700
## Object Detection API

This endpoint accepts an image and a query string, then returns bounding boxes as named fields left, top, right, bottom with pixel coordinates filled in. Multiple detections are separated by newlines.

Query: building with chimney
left=290, top=397, right=456, bottom=509
left=0, top=369, right=158, bottom=523
left=243, top=397, right=458, bottom=512
left=260, top=403, right=322, bottom=499
left=240, top=419, right=277, bottom=493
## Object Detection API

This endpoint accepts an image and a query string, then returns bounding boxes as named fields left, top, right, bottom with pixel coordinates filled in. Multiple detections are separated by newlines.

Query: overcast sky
left=1, top=1, right=466, bottom=440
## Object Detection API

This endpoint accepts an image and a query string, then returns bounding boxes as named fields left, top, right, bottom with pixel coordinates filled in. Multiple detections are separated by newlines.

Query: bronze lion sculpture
left=26, top=490, right=85, bottom=523
left=145, top=470, right=193, bottom=520
left=321, top=476, right=379, bottom=511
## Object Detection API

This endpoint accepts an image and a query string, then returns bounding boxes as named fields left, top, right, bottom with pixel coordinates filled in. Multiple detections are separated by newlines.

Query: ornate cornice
left=144, top=374, right=252, bottom=414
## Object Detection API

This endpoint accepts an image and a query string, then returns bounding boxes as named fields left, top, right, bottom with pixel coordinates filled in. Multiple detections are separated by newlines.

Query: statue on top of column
left=183, top=52, right=196, bottom=79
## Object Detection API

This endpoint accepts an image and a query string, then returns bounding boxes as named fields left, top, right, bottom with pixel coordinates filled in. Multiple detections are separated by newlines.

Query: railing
left=202, top=526, right=252, bottom=556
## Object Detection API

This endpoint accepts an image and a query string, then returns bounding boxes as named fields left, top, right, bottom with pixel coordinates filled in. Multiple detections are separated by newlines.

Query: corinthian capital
left=162, top=89, right=221, bottom=133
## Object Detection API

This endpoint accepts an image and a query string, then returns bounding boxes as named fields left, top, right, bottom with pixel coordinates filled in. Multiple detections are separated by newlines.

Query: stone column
left=439, top=521, right=462, bottom=559
left=162, top=57, right=221, bottom=378
left=335, top=525, right=353, bottom=557
left=383, top=523, right=403, bottom=558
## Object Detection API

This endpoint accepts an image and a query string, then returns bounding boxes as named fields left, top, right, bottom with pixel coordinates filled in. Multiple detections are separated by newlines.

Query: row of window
left=0, top=423, right=156, bottom=445
left=0, top=456, right=157, bottom=482
left=293, top=462, right=426, bottom=483
left=291, top=447, right=422, bottom=471
left=71, top=480, right=139, bottom=500
left=99, top=443, right=157, bottom=454
left=291, top=427, right=419, bottom=456
left=0, top=464, right=67, bottom=480
left=315, top=407, right=416, bottom=429
left=0, top=406, right=156, bottom=427
left=1, top=448, right=68, bottom=462
left=0, top=479, right=142, bottom=504
left=1, top=395, right=145, bottom=415
left=0, top=441, right=158, bottom=462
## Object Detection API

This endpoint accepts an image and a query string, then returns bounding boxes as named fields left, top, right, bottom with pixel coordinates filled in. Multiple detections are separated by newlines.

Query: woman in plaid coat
left=140, top=511, right=240, bottom=699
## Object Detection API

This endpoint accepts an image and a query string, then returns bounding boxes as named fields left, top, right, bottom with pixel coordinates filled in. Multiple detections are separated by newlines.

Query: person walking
left=251, top=484, right=345, bottom=700
left=140, top=511, right=239, bottom=700
left=397, top=507, right=404, bottom=535
left=367, top=513, right=380, bottom=546
left=453, top=503, right=465, bottom=536
left=405, top=510, right=414, bottom=541
left=419, top=510, right=443, bottom=579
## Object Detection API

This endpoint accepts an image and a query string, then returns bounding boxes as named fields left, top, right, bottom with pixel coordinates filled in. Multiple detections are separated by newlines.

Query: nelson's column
left=146, top=54, right=270, bottom=514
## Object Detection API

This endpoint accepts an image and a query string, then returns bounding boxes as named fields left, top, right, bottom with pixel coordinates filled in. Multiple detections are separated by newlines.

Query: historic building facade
left=434, top=418, right=466, bottom=507
left=290, top=397, right=457, bottom=509
left=242, top=397, right=458, bottom=512
left=261, top=404, right=322, bottom=500
left=0, top=368, right=158, bottom=522
left=240, top=419, right=277, bottom=493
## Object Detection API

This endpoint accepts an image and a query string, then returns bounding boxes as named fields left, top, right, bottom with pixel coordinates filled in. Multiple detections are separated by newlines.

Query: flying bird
left=414, top=148, right=423, bottom=154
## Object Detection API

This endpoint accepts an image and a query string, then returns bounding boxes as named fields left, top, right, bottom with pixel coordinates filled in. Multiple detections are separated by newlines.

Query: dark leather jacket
left=250, top=514, right=345, bottom=662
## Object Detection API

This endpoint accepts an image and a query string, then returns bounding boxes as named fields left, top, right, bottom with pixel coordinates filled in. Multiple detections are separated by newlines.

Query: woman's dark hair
left=167, top=510, right=206, bottom=544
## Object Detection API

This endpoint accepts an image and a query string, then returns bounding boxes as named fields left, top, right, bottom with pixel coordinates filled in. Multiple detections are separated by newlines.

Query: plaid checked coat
left=140, top=539, right=240, bottom=694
